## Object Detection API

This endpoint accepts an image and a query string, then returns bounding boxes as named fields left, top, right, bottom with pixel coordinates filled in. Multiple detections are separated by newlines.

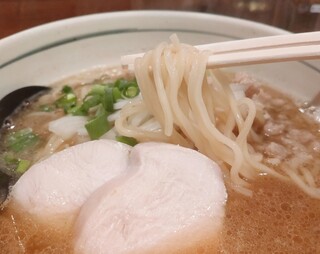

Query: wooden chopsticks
left=206, top=44, right=320, bottom=68
left=121, top=31, right=320, bottom=69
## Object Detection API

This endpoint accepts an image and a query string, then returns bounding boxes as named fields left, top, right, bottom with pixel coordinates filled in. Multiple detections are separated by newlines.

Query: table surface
left=0, top=0, right=319, bottom=39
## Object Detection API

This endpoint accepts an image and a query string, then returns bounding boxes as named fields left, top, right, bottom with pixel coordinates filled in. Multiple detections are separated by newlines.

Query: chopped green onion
left=89, top=84, right=106, bottom=96
left=114, top=79, right=140, bottom=99
left=95, top=104, right=106, bottom=117
left=58, top=79, right=140, bottom=119
left=85, top=112, right=110, bottom=140
left=112, top=87, right=122, bottom=101
left=55, top=92, right=77, bottom=113
left=116, top=136, right=138, bottom=146
left=81, top=95, right=101, bottom=112
left=16, top=159, right=31, bottom=174
left=55, top=85, right=78, bottom=112
left=114, top=79, right=127, bottom=89
left=62, top=85, right=73, bottom=94
left=123, top=85, right=140, bottom=98
left=6, top=128, right=39, bottom=152
left=115, top=79, right=138, bottom=91
left=102, top=87, right=114, bottom=112
left=67, top=105, right=86, bottom=116
left=3, top=152, right=31, bottom=174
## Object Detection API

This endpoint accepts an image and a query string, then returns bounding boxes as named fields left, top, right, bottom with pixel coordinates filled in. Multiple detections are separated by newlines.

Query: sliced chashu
left=74, top=142, right=227, bottom=254
left=11, top=140, right=131, bottom=220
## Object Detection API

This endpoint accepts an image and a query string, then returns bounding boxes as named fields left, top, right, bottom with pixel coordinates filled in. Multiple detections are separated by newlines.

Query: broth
left=0, top=68, right=319, bottom=253
left=1, top=176, right=319, bottom=253
left=0, top=205, right=73, bottom=254
left=218, top=176, right=320, bottom=253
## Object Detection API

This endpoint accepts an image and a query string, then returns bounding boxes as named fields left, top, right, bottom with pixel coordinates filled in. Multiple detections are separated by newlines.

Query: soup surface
left=0, top=67, right=319, bottom=254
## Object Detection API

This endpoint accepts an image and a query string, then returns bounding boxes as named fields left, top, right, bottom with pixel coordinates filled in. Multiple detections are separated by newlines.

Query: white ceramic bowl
left=0, top=11, right=319, bottom=100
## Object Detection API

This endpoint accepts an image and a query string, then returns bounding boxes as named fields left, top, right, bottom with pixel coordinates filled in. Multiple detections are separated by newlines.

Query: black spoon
left=0, top=86, right=50, bottom=204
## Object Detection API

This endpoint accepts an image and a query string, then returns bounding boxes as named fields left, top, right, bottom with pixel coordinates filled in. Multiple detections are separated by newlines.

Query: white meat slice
left=10, top=140, right=131, bottom=220
left=74, top=142, right=227, bottom=254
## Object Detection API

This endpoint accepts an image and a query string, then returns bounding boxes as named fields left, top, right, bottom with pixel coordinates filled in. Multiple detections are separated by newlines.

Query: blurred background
left=0, top=0, right=319, bottom=39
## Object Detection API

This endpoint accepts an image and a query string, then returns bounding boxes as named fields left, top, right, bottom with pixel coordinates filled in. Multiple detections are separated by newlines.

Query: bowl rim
left=0, top=10, right=289, bottom=42
left=0, top=10, right=290, bottom=69
left=0, top=10, right=319, bottom=101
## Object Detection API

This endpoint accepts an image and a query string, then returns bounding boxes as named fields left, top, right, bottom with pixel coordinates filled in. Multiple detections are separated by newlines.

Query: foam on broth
left=0, top=68, right=319, bottom=253
left=219, top=177, right=320, bottom=253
